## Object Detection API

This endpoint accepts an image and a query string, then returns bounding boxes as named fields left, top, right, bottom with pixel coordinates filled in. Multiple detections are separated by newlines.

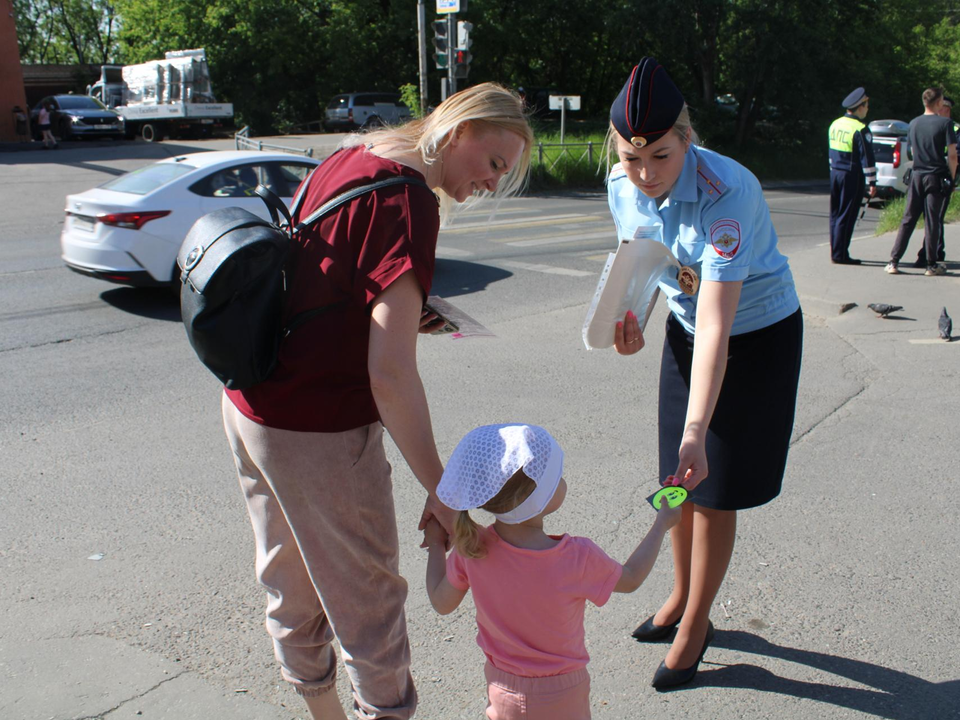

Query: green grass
left=527, top=116, right=829, bottom=190
left=875, top=192, right=960, bottom=235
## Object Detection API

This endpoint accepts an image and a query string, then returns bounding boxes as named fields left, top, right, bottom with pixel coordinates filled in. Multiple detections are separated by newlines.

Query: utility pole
left=447, top=13, right=456, bottom=96
left=417, top=0, right=428, bottom=114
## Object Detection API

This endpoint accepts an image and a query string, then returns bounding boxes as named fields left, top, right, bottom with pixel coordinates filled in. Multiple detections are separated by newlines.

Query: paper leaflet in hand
left=424, top=295, right=494, bottom=339
left=582, top=228, right=680, bottom=350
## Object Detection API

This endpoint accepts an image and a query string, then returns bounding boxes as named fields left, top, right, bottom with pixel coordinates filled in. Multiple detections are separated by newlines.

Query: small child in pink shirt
left=423, top=424, right=680, bottom=719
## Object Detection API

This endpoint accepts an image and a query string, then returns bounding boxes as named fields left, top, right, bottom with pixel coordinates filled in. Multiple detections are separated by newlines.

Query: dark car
left=31, top=95, right=125, bottom=141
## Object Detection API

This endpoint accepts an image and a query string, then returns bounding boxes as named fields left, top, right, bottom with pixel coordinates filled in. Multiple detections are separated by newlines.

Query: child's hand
left=654, top=500, right=682, bottom=531
left=422, top=518, right=448, bottom=549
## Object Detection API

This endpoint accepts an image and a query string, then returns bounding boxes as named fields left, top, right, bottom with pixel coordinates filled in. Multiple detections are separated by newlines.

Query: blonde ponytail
left=451, top=468, right=539, bottom=560
left=453, top=510, right=486, bottom=559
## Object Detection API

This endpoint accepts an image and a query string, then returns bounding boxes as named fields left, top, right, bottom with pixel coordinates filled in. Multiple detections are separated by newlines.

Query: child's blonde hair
left=342, top=82, right=534, bottom=225
left=453, top=468, right=537, bottom=559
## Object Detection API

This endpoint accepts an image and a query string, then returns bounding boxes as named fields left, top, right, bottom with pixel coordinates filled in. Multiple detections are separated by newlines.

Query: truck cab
left=87, top=66, right=125, bottom=108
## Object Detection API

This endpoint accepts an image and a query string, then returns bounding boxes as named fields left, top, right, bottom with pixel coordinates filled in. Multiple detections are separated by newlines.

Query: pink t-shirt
left=446, top=526, right=623, bottom=678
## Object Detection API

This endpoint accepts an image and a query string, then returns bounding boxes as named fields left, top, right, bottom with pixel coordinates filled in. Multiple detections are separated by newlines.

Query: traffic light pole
left=417, top=0, right=428, bottom=114
left=447, top=13, right=457, bottom=96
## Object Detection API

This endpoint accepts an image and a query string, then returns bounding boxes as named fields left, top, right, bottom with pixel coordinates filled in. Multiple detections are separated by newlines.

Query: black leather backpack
left=177, top=172, right=429, bottom=389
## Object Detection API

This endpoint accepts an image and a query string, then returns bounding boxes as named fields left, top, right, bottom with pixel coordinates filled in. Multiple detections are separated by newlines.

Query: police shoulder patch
left=709, top=218, right=741, bottom=259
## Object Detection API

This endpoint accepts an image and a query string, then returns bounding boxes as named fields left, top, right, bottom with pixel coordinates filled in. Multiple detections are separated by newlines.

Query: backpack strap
left=253, top=184, right=293, bottom=228
left=295, top=175, right=432, bottom=233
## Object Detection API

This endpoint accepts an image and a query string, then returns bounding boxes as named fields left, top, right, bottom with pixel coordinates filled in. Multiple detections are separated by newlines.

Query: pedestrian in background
left=604, top=57, right=803, bottom=690
left=38, top=102, right=57, bottom=149
left=828, top=87, right=877, bottom=264
left=886, top=86, right=957, bottom=276
left=220, top=83, right=532, bottom=720
left=913, top=95, right=957, bottom=267
left=13, top=105, right=29, bottom=142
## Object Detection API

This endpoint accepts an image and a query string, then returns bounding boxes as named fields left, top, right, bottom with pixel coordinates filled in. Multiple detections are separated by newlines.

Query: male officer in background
left=828, top=87, right=877, bottom=265
left=913, top=95, right=958, bottom=267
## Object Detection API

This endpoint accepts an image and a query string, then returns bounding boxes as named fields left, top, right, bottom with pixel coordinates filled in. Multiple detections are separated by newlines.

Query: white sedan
left=61, top=151, right=320, bottom=287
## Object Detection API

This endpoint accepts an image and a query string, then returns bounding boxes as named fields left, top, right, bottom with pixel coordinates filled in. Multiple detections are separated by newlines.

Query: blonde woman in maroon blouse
left=221, top=84, right=532, bottom=720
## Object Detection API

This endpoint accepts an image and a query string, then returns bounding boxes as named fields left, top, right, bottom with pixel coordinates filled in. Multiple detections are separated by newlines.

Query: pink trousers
left=485, top=662, right=591, bottom=720
left=222, top=394, right=416, bottom=719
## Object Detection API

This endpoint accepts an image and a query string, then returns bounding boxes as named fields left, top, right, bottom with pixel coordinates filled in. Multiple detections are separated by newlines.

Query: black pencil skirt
left=658, top=308, right=803, bottom=511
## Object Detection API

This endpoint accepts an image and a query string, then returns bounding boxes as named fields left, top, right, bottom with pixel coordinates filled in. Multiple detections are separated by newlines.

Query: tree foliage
left=15, top=0, right=119, bottom=65
left=14, top=0, right=960, bottom=144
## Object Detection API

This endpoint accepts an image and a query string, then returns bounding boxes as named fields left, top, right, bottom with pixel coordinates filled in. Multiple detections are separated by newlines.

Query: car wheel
left=141, top=123, right=163, bottom=142
left=362, top=115, right=383, bottom=129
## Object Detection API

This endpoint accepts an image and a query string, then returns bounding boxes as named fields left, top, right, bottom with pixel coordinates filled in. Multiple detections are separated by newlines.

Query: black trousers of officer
left=891, top=171, right=949, bottom=266
left=829, top=169, right=864, bottom=262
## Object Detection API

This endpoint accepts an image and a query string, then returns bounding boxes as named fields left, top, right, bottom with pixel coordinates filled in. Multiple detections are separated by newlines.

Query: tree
left=15, top=0, right=120, bottom=65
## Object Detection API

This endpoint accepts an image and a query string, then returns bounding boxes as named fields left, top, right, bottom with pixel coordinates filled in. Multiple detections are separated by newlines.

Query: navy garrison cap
left=611, top=57, right=685, bottom=148
left=842, top=87, right=867, bottom=109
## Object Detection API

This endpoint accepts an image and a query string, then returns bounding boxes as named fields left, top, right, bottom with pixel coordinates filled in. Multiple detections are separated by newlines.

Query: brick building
left=1, top=0, right=29, bottom=142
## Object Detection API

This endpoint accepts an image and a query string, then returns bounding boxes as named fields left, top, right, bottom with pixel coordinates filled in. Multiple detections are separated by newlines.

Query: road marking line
left=435, top=246, right=474, bottom=258
left=507, top=230, right=616, bottom=247
left=457, top=206, right=534, bottom=217
left=441, top=214, right=598, bottom=233
left=500, top=260, right=593, bottom=277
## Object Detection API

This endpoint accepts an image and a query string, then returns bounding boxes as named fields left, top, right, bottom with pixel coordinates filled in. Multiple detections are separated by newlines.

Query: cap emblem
left=631, top=136, right=648, bottom=148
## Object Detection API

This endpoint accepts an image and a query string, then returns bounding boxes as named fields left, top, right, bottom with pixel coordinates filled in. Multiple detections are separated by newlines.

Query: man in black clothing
left=913, top=96, right=958, bottom=267
left=887, top=87, right=957, bottom=276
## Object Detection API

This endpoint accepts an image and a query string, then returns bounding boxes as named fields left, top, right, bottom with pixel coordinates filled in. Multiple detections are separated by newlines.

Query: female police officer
left=606, top=58, right=803, bottom=689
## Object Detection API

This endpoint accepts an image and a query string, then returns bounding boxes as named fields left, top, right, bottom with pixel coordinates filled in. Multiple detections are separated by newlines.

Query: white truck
left=87, top=49, right=234, bottom=142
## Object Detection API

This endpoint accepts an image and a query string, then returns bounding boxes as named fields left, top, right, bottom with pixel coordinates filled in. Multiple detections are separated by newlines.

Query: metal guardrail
left=234, top=126, right=314, bottom=157
left=532, top=141, right=601, bottom=170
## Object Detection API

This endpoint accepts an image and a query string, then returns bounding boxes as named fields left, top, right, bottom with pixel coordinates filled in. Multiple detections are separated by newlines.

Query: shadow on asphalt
left=430, top=258, right=513, bottom=298
left=100, top=287, right=181, bottom=322
left=0, top=139, right=216, bottom=166
left=659, top=630, right=957, bottom=718
left=96, top=259, right=509, bottom=322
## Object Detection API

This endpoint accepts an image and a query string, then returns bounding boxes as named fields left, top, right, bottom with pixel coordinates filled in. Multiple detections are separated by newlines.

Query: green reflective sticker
left=646, top=486, right=688, bottom=510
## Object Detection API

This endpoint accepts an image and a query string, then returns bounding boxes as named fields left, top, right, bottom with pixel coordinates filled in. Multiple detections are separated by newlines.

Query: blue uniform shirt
left=607, top=145, right=799, bottom=335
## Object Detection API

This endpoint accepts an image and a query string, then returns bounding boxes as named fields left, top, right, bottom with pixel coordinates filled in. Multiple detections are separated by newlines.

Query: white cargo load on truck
left=88, top=48, right=234, bottom=141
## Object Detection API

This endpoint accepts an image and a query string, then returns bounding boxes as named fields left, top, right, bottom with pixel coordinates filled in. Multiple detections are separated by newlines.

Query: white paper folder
left=582, top=233, right=680, bottom=350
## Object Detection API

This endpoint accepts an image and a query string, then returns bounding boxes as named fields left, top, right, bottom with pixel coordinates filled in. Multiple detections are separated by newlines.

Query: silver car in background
left=869, top=119, right=913, bottom=199
left=323, top=92, right=411, bottom=132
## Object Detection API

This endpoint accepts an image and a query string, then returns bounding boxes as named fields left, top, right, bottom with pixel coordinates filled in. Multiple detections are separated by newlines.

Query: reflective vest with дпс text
left=828, top=115, right=877, bottom=184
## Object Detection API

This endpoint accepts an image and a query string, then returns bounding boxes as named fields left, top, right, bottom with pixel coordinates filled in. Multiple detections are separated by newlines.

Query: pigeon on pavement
left=939, top=307, right=952, bottom=341
left=867, top=303, right=903, bottom=318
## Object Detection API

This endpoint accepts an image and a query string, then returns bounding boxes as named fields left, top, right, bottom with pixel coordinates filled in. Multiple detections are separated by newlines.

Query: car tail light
left=893, top=140, right=901, bottom=169
left=96, top=210, right=171, bottom=229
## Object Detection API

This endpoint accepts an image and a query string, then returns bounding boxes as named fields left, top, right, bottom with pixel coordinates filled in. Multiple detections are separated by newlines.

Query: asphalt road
left=3, top=137, right=955, bottom=720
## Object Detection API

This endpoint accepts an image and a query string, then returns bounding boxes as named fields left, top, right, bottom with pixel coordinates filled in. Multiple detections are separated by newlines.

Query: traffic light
left=432, top=20, right=449, bottom=70
left=457, top=21, right=473, bottom=50
left=453, top=49, right=472, bottom=79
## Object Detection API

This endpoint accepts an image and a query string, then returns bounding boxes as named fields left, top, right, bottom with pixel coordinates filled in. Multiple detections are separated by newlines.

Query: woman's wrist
left=681, top=421, right=706, bottom=443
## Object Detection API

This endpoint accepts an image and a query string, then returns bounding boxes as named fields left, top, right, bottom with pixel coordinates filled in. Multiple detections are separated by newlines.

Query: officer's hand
left=614, top=310, right=644, bottom=355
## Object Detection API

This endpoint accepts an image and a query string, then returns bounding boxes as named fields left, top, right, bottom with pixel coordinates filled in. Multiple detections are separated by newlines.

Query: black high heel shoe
left=651, top=621, right=715, bottom=690
left=631, top=614, right=681, bottom=642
